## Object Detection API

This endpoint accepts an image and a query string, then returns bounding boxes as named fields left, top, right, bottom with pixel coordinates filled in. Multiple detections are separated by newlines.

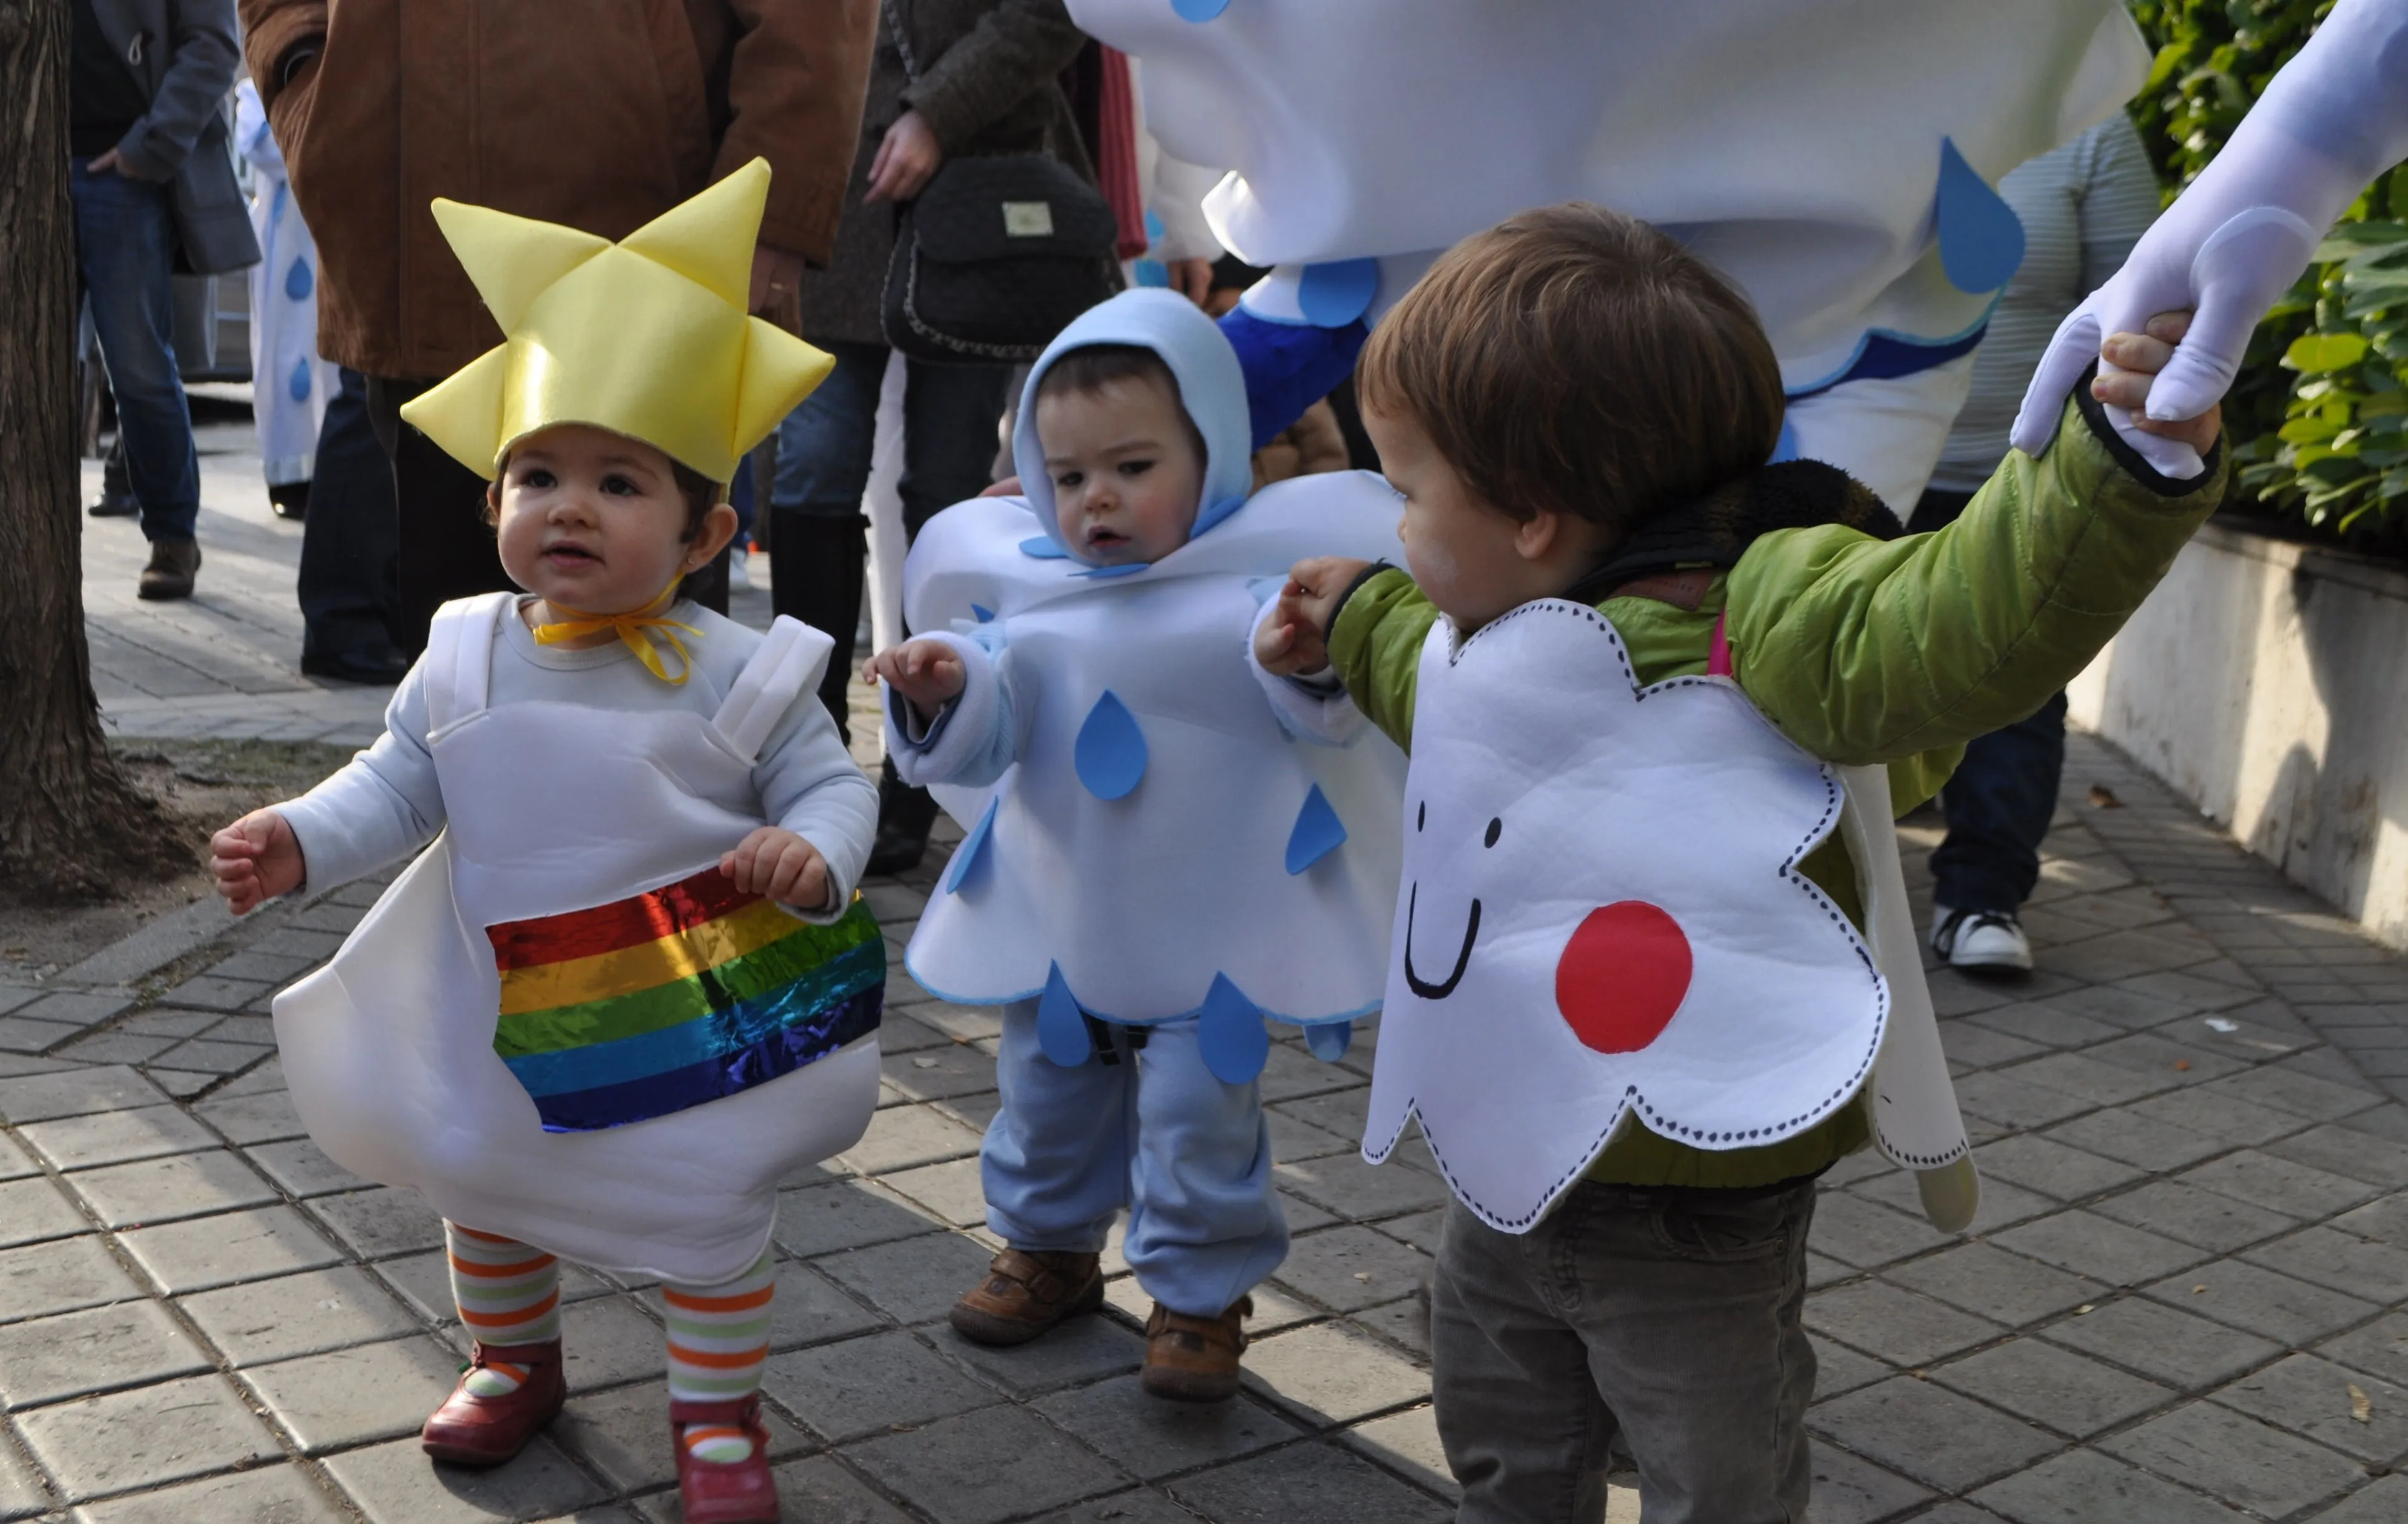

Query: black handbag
left=877, top=4, right=1120, bottom=363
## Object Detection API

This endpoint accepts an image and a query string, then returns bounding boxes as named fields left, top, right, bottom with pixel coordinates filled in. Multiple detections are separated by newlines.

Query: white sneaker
left=1930, top=905, right=2034, bottom=974
left=727, top=551, right=753, bottom=592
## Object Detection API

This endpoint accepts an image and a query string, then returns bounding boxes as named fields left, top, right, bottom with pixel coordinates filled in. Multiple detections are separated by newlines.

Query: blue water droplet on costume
left=970, top=604, right=995, bottom=623
left=1770, top=418, right=1799, bottom=464
left=1284, top=784, right=1346, bottom=875
left=1935, top=138, right=2025, bottom=294
left=1172, top=0, right=1231, bottom=20
left=283, top=257, right=313, bottom=302
left=287, top=357, right=313, bottom=403
left=1018, top=536, right=1070, bottom=560
left=1198, top=974, right=1270, bottom=1083
left=1304, top=1021, right=1353, bottom=1062
left=1296, top=259, right=1380, bottom=328
left=1133, top=259, right=1169, bottom=288
left=1073, top=692, right=1147, bottom=800
left=1144, top=209, right=1165, bottom=242
left=1038, top=963, right=1093, bottom=1066
left=943, top=796, right=998, bottom=895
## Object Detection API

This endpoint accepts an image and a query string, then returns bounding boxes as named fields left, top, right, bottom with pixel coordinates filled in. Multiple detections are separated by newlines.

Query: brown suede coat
left=240, top=0, right=878, bottom=378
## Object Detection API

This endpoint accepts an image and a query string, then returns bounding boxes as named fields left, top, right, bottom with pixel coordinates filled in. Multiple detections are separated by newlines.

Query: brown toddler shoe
left=948, top=1248, right=1104, bottom=1346
left=1140, top=1296, right=1251, bottom=1403
left=420, top=1338, right=566, bottom=1465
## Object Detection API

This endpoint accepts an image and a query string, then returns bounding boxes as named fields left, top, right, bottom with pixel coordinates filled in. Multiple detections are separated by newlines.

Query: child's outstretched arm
left=863, top=638, right=967, bottom=721
left=1253, top=556, right=1370, bottom=677
left=211, top=810, right=305, bottom=916
left=869, top=632, right=1018, bottom=790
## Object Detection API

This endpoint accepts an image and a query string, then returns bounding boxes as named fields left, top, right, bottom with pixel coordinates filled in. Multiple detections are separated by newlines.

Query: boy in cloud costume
left=866, top=289, right=1404, bottom=1400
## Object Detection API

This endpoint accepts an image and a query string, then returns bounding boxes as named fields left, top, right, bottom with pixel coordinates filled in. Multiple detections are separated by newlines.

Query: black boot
left=769, top=509, right=869, bottom=742
left=868, top=756, right=941, bottom=877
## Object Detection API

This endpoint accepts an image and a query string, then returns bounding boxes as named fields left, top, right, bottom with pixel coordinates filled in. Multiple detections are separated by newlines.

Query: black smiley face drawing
left=1400, top=802, right=1502, bottom=1001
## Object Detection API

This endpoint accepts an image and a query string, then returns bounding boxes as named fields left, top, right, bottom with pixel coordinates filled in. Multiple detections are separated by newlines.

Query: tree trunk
left=0, top=0, right=183, bottom=900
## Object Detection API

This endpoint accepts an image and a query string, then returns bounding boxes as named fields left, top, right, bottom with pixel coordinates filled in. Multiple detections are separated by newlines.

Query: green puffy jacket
left=1327, top=395, right=2229, bottom=1188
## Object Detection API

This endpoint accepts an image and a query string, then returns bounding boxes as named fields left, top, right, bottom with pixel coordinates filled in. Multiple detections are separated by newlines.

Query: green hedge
left=2126, top=0, right=2408, bottom=538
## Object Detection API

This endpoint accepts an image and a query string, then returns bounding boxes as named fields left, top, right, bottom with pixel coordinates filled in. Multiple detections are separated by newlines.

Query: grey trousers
left=1429, top=1177, right=1819, bottom=1524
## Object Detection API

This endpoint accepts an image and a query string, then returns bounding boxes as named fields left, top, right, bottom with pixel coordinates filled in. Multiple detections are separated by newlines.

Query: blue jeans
left=1908, top=487, right=2067, bottom=913
left=72, top=158, right=200, bottom=543
left=982, top=1002, right=1289, bottom=1317
left=772, top=341, right=1011, bottom=536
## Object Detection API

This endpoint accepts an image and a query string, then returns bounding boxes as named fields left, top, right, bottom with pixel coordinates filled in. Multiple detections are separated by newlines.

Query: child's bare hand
left=862, top=639, right=966, bottom=722
left=1257, top=557, right=1370, bottom=676
left=211, top=809, right=304, bottom=916
left=2092, top=311, right=2223, bottom=459
left=721, top=827, right=832, bottom=912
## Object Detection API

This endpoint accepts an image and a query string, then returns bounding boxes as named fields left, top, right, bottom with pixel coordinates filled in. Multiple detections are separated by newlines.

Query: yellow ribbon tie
left=531, top=584, right=702, bottom=685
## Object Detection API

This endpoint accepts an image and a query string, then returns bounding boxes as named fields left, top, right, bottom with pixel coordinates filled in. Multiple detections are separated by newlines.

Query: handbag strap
left=881, top=0, right=921, bottom=83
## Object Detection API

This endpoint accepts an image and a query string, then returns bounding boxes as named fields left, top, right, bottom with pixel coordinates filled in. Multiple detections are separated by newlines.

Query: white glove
left=2011, top=0, right=2408, bottom=476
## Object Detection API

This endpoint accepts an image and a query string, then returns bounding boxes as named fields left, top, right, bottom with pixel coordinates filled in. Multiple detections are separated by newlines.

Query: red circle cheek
left=1555, top=901, right=1693, bottom=1054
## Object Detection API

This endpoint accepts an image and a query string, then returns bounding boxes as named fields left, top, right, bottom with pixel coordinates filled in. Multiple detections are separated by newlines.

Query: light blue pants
left=982, top=1001, right=1288, bottom=1318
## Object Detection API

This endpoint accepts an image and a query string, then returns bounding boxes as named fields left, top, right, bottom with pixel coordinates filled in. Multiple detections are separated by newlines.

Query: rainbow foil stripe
left=487, top=867, right=884, bottom=1132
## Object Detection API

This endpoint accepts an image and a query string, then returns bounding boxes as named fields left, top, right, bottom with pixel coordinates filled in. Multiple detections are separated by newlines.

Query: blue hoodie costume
left=885, top=290, right=1405, bottom=1313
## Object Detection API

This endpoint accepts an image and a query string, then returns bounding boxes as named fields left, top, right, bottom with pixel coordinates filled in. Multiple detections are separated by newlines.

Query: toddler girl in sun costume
left=209, top=163, right=879, bottom=1524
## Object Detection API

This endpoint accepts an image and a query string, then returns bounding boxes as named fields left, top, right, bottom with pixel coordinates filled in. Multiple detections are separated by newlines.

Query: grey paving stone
left=1952, top=1071, right=2096, bottom=1130
left=2244, top=1225, right=2408, bottom=1305
left=321, top=1434, right=606, bottom=1523
left=204, top=949, right=318, bottom=984
left=191, top=1086, right=308, bottom=1146
left=908, top=1001, right=1005, bottom=1045
left=0, top=1129, right=36, bottom=1181
left=239, top=1333, right=462, bottom=1454
left=1938, top=1021, right=2050, bottom=1072
left=1854, top=1169, right=2062, bottom=1233
left=2306, top=1474, right=2408, bottom=1522
left=1271, top=1225, right=1432, bottom=1315
left=763, top=1329, right=998, bottom=1442
left=2098, top=1400, right=2364, bottom=1520
left=70, top=1464, right=347, bottom=1523
left=846, top=1403, right=1131, bottom=1524
left=2276, top=1120, right=2408, bottom=1189
left=1991, top=1210, right=2210, bottom=1287
left=115, top=1009, right=219, bottom=1041
left=15, top=1374, right=278, bottom=1503
left=244, top=1136, right=370, bottom=1198
left=1266, top=1105, right=1355, bottom=1161
left=2178, top=1148, right=2382, bottom=1221
left=555, top=1293, right=670, bottom=1393
left=306, top=1185, right=447, bottom=1259
left=815, top=1229, right=995, bottom=1326
left=0, top=1176, right=88, bottom=1250
left=2330, top=1191, right=2408, bottom=1251
left=2201, top=1064, right=2385, bottom=1124
left=1806, top=1438, right=1938, bottom=1524
left=0, top=1297, right=209, bottom=1406
left=1808, top=1191, right=1946, bottom=1270
left=1350, top=1293, right=1432, bottom=1360
left=2316, top=1310, right=2408, bottom=1388
left=179, top=1263, right=420, bottom=1366
left=12, top=993, right=131, bottom=1031
left=835, top=1105, right=987, bottom=1176
left=2128, top=1086, right=2310, bottom=1149
left=1927, top=1338, right=2176, bottom=1439
left=1342, top=1403, right=1459, bottom=1503
left=158, top=975, right=269, bottom=1013
left=52, top=1032, right=176, bottom=1066
left=1033, top=1374, right=1303, bottom=1481
left=1255, top=1044, right=1364, bottom=1106
left=1804, top=1279, right=2007, bottom=1367
left=1884, top=1242, right=2102, bottom=1328
left=1965, top=1002, right=2122, bottom=1052
left=2007, top=1052, right=2186, bottom=1109
left=2141, top=1259, right=2379, bottom=1346
left=879, top=1043, right=997, bottom=1103
left=1806, top=1376, right=2059, bottom=1491
left=141, top=1067, right=223, bottom=1102
left=2083, top=1031, right=2246, bottom=1084
left=0, top=1065, right=166, bottom=1125
left=1971, top=1133, right=2148, bottom=1203
left=2090, top=1179, right=2301, bottom=1254
left=17, top=1105, right=219, bottom=1172
left=1273, top=1152, right=1448, bottom=1222
left=773, top=1179, right=947, bottom=1259
left=2040, top=1298, right=2284, bottom=1391
left=2210, top=1353, right=2408, bottom=1468
left=1241, top=1320, right=1431, bottom=1426
left=116, top=1203, right=346, bottom=1293
left=148, top=1037, right=273, bottom=1075
left=2042, top=1110, right=2226, bottom=1174
left=1971, top=1447, right=2251, bottom=1523
left=1376, top=1207, right=1445, bottom=1257
left=925, top=1313, right=1146, bottom=1398
left=65, top=1148, right=275, bottom=1228
left=878, top=1156, right=987, bottom=1227
left=1809, top=1333, right=1892, bottom=1399
left=0, top=1234, right=140, bottom=1325
left=1168, top=1442, right=1453, bottom=1524
left=212, top=1053, right=288, bottom=1098
left=549, top=1376, right=810, bottom=1493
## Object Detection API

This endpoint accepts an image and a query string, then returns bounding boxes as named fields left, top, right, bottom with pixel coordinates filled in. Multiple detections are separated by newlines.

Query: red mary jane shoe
left=420, top=1339, right=566, bottom=1465
left=670, top=1394, right=779, bottom=1523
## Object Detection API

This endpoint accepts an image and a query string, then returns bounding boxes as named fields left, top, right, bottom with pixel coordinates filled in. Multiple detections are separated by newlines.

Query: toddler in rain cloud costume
left=209, top=163, right=879, bottom=1524
left=866, top=288, right=1405, bottom=1401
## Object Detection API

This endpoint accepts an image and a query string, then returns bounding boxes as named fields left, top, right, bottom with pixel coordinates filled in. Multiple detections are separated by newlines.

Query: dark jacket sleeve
left=901, top=0, right=1086, bottom=155
left=721, top=0, right=880, bottom=263
left=113, top=0, right=242, bottom=179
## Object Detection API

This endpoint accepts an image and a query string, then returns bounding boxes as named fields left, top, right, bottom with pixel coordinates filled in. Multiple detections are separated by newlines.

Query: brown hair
left=1357, top=202, right=1785, bottom=538
left=1033, top=344, right=1208, bottom=465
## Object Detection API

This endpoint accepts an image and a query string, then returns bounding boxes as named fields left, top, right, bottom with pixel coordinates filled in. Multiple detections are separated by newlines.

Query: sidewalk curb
left=54, top=893, right=245, bottom=989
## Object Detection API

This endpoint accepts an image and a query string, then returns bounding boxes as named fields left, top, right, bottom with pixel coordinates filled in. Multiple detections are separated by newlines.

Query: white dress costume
left=1362, top=601, right=1975, bottom=1234
left=1069, top=0, right=2151, bottom=512
left=273, top=599, right=883, bottom=1283
left=234, top=82, right=338, bottom=490
left=889, top=291, right=1406, bottom=1082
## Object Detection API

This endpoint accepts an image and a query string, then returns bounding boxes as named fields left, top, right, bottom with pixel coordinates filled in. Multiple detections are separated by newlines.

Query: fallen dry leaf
left=2087, top=784, right=2121, bottom=808
left=2351, top=1383, right=2372, bottom=1424
left=2174, top=1059, right=2192, bottom=1072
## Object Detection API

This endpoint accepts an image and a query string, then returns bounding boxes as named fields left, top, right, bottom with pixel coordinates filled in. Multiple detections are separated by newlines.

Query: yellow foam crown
left=398, top=159, right=832, bottom=484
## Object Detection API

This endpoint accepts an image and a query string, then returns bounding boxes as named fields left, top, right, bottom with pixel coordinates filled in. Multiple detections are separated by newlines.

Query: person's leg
left=1430, top=1196, right=1619, bottom=1523
left=423, top=1224, right=567, bottom=1464
left=366, top=376, right=511, bottom=657
left=770, top=342, right=886, bottom=738
left=895, top=360, right=1013, bottom=537
left=71, top=159, right=202, bottom=594
left=955, top=999, right=1126, bottom=1345
left=662, top=1249, right=779, bottom=1518
left=298, top=367, right=407, bottom=680
left=1568, top=1181, right=1817, bottom=1524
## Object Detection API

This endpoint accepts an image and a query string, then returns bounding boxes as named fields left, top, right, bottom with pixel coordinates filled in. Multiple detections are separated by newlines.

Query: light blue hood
left=1010, top=289, right=1254, bottom=565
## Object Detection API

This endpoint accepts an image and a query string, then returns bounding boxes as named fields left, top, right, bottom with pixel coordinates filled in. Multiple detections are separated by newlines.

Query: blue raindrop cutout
left=1074, top=692, right=1147, bottom=800
left=1172, top=0, right=1231, bottom=20
left=1037, top=963, right=1093, bottom=1066
left=283, top=257, right=313, bottom=302
left=1304, top=1021, right=1353, bottom=1062
left=1018, top=536, right=1070, bottom=560
left=1198, top=974, right=1270, bottom=1083
left=970, top=603, right=995, bottom=623
left=1297, top=259, right=1379, bottom=328
left=1935, top=138, right=2025, bottom=294
left=287, top=356, right=313, bottom=403
left=1284, top=784, right=1346, bottom=875
left=943, top=796, right=998, bottom=895
left=1770, top=417, right=1799, bottom=464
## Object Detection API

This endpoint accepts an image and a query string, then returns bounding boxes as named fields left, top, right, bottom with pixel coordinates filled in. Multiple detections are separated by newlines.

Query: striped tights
left=444, top=1224, right=774, bottom=1462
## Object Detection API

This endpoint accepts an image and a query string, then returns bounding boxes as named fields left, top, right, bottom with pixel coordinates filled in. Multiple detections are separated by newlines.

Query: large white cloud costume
left=1362, top=599, right=1974, bottom=1233
left=1068, top=0, right=2150, bottom=511
left=892, top=292, right=1408, bottom=1081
